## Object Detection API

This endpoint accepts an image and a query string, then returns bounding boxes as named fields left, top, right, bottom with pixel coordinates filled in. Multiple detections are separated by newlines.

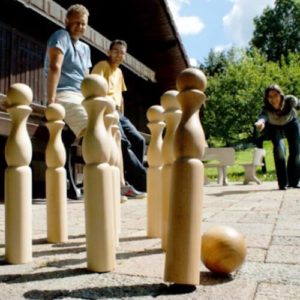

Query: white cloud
left=166, top=0, right=205, bottom=35
left=214, top=43, right=233, bottom=53
left=189, top=57, right=199, bottom=67
left=223, top=0, right=275, bottom=46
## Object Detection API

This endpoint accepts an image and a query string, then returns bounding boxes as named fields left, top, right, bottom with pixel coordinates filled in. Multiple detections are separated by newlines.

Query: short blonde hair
left=66, top=4, right=89, bottom=18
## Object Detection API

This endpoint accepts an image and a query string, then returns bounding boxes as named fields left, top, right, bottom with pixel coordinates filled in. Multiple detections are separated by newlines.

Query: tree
left=200, top=47, right=241, bottom=77
left=202, top=50, right=300, bottom=146
left=250, top=0, right=300, bottom=61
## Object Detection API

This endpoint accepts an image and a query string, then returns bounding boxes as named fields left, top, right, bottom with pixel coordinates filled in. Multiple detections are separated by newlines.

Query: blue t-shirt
left=44, top=29, right=92, bottom=92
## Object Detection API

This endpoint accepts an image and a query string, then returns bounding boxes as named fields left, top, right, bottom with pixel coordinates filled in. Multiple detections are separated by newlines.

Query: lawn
left=204, top=140, right=277, bottom=183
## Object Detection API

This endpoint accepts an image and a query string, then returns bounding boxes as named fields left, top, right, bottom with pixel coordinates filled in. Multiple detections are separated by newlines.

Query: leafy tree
left=200, top=49, right=227, bottom=76
left=201, top=49, right=300, bottom=146
left=200, top=47, right=241, bottom=77
left=250, top=0, right=300, bottom=61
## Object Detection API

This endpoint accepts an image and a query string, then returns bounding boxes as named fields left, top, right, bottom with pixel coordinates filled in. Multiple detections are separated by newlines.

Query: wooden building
left=0, top=0, right=189, bottom=130
left=0, top=0, right=189, bottom=198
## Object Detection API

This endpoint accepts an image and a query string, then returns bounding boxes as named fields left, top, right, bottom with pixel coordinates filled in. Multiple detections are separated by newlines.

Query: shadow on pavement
left=23, top=283, right=199, bottom=299
left=200, top=271, right=234, bottom=285
left=117, top=248, right=163, bottom=260
left=119, top=235, right=153, bottom=242
left=209, top=188, right=279, bottom=197
left=33, top=246, right=86, bottom=257
left=0, top=268, right=91, bottom=284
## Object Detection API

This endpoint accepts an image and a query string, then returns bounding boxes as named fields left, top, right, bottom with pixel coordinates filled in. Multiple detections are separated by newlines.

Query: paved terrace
left=0, top=181, right=300, bottom=299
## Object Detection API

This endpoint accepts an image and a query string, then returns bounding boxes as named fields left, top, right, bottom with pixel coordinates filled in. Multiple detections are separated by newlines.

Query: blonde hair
left=66, top=4, right=89, bottom=18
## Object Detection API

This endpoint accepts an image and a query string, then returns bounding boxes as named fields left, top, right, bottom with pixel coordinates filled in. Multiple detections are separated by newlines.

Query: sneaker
left=121, top=184, right=147, bottom=199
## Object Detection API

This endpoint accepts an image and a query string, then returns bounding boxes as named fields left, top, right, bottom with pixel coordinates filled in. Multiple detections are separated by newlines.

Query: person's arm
left=47, top=47, right=64, bottom=104
left=286, top=95, right=300, bottom=109
left=254, top=110, right=267, bottom=132
left=91, top=62, right=104, bottom=76
left=254, top=119, right=265, bottom=132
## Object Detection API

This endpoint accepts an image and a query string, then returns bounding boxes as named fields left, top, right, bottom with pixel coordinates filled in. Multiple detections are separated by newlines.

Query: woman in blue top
left=255, top=84, right=300, bottom=190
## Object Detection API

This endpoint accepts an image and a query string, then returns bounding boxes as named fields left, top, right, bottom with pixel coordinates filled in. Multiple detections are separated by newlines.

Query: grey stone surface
left=0, top=181, right=300, bottom=299
left=256, top=283, right=300, bottom=300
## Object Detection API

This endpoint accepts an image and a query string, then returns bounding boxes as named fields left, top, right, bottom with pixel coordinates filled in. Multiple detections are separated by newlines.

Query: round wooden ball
left=201, top=226, right=247, bottom=274
left=6, top=83, right=33, bottom=106
left=81, top=74, right=108, bottom=98
left=45, top=103, right=65, bottom=121
left=146, top=105, right=164, bottom=122
left=160, top=90, right=179, bottom=110
left=176, top=68, right=207, bottom=92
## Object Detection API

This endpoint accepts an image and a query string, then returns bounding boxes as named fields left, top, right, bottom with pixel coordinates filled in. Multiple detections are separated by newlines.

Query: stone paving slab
left=0, top=181, right=300, bottom=299
left=256, top=283, right=300, bottom=300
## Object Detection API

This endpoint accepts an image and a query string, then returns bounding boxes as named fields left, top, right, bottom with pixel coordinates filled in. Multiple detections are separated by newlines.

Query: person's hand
left=254, top=120, right=265, bottom=132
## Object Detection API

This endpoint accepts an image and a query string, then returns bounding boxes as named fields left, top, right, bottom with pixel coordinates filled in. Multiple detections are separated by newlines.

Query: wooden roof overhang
left=15, top=0, right=189, bottom=93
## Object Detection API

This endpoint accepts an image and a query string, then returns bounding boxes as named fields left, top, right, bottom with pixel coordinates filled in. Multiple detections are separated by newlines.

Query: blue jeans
left=267, top=118, right=300, bottom=188
left=119, top=114, right=146, bottom=191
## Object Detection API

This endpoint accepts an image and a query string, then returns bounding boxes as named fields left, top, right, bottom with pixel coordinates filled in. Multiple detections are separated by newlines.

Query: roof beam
left=15, top=0, right=156, bottom=82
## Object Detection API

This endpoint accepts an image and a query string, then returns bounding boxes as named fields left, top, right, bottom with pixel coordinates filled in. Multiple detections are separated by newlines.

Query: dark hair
left=264, top=84, right=284, bottom=101
left=109, top=39, right=127, bottom=50
left=264, top=84, right=284, bottom=110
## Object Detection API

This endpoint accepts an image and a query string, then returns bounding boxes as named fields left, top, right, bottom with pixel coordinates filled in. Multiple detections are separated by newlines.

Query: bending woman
left=255, top=84, right=300, bottom=190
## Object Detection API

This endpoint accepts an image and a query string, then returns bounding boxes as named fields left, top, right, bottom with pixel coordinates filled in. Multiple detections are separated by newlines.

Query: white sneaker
left=121, top=184, right=146, bottom=199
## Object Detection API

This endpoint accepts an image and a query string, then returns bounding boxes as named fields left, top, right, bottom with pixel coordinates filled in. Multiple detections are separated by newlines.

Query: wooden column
left=5, top=83, right=33, bottom=264
left=81, top=74, right=116, bottom=272
left=146, top=105, right=165, bottom=238
left=164, top=68, right=207, bottom=285
left=160, top=90, right=181, bottom=250
left=45, top=103, right=68, bottom=243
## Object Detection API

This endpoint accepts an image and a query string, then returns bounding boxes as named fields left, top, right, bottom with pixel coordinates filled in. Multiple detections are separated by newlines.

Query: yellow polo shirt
left=91, top=60, right=127, bottom=109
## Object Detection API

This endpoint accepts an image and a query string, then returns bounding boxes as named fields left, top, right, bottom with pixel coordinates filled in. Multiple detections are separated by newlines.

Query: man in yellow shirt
left=92, top=40, right=146, bottom=196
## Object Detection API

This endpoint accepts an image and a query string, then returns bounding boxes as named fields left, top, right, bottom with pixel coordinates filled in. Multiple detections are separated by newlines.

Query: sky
left=165, top=0, right=275, bottom=66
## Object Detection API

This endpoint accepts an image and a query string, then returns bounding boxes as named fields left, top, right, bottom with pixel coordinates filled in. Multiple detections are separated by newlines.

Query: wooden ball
left=81, top=74, right=108, bottom=98
left=176, top=68, right=207, bottom=92
left=6, top=83, right=33, bottom=106
left=201, top=226, right=247, bottom=274
left=146, top=105, right=164, bottom=122
left=160, top=90, right=179, bottom=110
left=45, top=103, right=65, bottom=121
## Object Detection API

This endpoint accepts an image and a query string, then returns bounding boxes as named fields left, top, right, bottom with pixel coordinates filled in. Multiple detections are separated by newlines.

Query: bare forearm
left=47, top=68, right=61, bottom=104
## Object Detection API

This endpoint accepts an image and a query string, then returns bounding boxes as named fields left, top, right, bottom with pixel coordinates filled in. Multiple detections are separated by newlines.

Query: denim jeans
left=268, top=118, right=300, bottom=188
left=119, top=114, right=147, bottom=191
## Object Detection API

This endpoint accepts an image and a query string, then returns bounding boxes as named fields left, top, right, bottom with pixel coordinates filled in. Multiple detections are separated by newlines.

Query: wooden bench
left=202, top=147, right=235, bottom=186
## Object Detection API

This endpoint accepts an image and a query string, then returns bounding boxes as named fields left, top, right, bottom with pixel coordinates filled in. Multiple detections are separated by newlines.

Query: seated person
left=92, top=39, right=147, bottom=195
left=44, top=5, right=143, bottom=198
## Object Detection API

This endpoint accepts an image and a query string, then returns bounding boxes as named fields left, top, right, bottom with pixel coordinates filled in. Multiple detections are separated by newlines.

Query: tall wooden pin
left=81, top=74, right=116, bottom=272
left=45, top=103, right=68, bottom=243
left=160, top=90, right=181, bottom=250
left=146, top=105, right=165, bottom=238
left=164, top=68, right=207, bottom=285
left=105, top=111, right=121, bottom=247
left=5, top=83, right=33, bottom=264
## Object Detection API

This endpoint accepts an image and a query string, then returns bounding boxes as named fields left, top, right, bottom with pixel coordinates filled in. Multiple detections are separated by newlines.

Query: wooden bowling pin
left=146, top=105, right=165, bottom=238
left=81, top=74, right=116, bottom=272
left=5, top=83, right=33, bottom=264
left=45, top=103, right=68, bottom=243
left=164, top=68, right=207, bottom=285
left=160, top=90, right=181, bottom=250
left=104, top=111, right=120, bottom=247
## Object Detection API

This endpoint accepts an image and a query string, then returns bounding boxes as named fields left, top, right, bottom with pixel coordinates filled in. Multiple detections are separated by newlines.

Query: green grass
left=204, top=140, right=277, bottom=182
